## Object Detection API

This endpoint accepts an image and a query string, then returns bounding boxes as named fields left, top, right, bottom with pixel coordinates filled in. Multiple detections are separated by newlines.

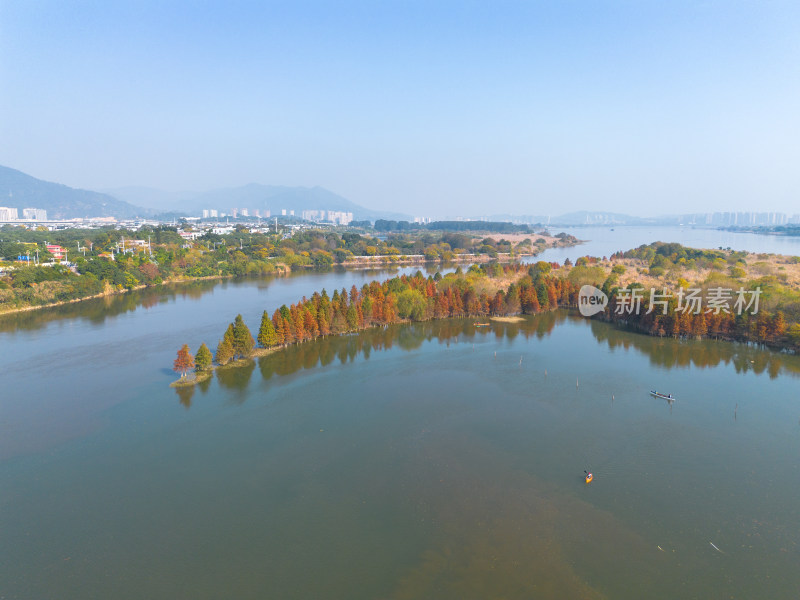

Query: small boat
left=650, top=390, right=675, bottom=401
left=585, top=472, right=593, bottom=484
left=474, top=322, right=490, bottom=327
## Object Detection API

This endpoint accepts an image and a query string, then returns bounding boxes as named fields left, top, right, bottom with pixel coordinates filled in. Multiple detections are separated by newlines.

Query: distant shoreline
left=0, top=274, right=232, bottom=317
left=0, top=237, right=582, bottom=317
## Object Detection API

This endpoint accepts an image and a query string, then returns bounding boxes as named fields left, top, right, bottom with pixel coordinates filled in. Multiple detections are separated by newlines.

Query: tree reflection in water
left=588, top=316, right=800, bottom=378
left=179, top=310, right=800, bottom=408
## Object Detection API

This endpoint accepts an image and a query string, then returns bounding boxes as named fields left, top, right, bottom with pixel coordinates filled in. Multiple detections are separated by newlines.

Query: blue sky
left=1, top=1, right=798, bottom=216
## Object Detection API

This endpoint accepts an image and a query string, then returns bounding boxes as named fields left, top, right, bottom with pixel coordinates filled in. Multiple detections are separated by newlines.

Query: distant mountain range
left=0, top=165, right=142, bottom=219
left=104, top=183, right=412, bottom=221
left=2, top=165, right=786, bottom=227
left=0, top=164, right=412, bottom=221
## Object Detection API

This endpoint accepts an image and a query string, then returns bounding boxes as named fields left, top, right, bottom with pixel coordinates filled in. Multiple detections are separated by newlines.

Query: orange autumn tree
left=173, top=344, right=195, bottom=378
left=196, top=266, right=584, bottom=362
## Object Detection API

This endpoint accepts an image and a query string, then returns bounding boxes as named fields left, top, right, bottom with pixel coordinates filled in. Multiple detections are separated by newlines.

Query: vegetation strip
left=173, top=242, right=800, bottom=383
left=1, top=224, right=578, bottom=314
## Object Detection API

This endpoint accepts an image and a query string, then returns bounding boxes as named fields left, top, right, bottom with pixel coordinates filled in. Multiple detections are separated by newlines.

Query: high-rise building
left=22, top=208, right=47, bottom=220
left=302, top=210, right=324, bottom=221
left=0, top=207, right=19, bottom=221
left=0, top=206, right=19, bottom=221
left=327, top=210, right=353, bottom=225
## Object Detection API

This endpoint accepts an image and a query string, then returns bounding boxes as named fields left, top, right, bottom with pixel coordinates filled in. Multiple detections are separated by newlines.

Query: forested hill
left=0, top=165, right=143, bottom=219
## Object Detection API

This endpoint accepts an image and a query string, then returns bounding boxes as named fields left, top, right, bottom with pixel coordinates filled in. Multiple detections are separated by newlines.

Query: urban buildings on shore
left=0, top=207, right=48, bottom=221
left=199, top=207, right=352, bottom=225
left=687, top=212, right=799, bottom=226
left=301, top=210, right=353, bottom=225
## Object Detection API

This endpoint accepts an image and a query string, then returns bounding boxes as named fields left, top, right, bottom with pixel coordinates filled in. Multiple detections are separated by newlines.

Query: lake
left=533, top=225, right=800, bottom=264
left=2, top=227, right=800, bottom=599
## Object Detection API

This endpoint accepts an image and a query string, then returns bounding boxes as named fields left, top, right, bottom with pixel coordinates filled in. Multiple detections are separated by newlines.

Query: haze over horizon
left=1, top=1, right=798, bottom=218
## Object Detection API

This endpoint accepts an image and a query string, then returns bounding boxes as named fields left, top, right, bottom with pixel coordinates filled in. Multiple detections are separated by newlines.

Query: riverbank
left=176, top=247, right=800, bottom=385
left=0, top=234, right=583, bottom=317
left=172, top=264, right=582, bottom=386
left=0, top=272, right=252, bottom=317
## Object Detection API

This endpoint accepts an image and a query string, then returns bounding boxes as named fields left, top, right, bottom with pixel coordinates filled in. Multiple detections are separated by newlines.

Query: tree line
left=2, top=224, right=567, bottom=312
left=173, top=262, right=579, bottom=375
left=600, top=286, right=791, bottom=345
left=173, top=245, right=800, bottom=379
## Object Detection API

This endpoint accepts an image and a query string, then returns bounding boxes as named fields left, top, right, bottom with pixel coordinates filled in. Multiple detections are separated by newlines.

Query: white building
left=0, top=207, right=19, bottom=221
left=302, top=210, right=325, bottom=221
left=327, top=210, right=353, bottom=225
left=301, top=209, right=354, bottom=225
left=22, top=208, right=48, bottom=220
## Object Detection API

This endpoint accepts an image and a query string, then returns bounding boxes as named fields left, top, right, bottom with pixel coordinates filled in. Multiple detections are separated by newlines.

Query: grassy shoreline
left=174, top=244, right=800, bottom=386
left=0, top=273, right=238, bottom=317
left=0, top=232, right=583, bottom=317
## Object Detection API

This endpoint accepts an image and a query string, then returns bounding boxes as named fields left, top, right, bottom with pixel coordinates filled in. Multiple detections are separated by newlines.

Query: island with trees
left=172, top=243, right=800, bottom=385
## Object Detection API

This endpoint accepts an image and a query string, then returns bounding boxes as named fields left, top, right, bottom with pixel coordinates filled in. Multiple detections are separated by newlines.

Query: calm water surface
left=534, top=225, right=800, bottom=264
left=2, top=231, right=800, bottom=599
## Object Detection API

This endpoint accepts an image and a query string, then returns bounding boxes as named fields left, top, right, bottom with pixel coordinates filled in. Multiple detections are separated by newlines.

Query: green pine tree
left=257, top=310, right=279, bottom=348
left=223, top=323, right=235, bottom=346
left=215, top=337, right=235, bottom=365
left=346, top=303, right=359, bottom=330
left=232, top=314, right=255, bottom=357
left=195, top=342, right=212, bottom=371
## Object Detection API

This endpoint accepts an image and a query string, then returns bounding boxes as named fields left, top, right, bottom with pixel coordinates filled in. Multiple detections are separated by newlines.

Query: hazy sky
left=1, top=1, right=799, bottom=217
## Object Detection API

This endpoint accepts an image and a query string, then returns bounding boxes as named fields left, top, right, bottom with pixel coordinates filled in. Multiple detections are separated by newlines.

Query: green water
left=2, top=311, right=800, bottom=599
